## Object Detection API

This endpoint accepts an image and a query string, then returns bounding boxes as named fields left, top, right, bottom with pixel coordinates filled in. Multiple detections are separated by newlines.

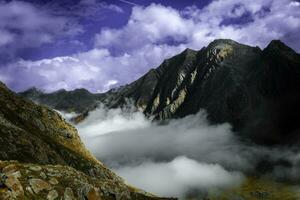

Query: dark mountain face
left=98, top=39, right=300, bottom=145
left=21, top=39, right=300, bottom=145
left=20, top=87, right=104, bottom=113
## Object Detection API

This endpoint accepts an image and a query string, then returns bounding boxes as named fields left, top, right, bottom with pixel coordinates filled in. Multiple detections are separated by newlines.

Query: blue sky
left=2, top=0, right=211, bottom=60
left=0, top=0, right=300, bottom=92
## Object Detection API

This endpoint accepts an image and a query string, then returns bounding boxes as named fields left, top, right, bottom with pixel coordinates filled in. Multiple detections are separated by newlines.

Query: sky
left=0, top=0, right=300, bottom=92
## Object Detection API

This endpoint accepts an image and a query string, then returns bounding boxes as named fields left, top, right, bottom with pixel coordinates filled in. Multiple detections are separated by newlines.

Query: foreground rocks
left=0, top=161, right=171, bottom=200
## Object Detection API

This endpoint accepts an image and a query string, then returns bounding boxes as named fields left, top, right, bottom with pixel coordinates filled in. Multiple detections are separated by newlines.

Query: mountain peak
left=0, top=81, right=7, bottom=89
left=52, top=88, right=67, bottom=94
left=25, top=86, right=43, bottom=93
left=267, top=39, right=286, bottom=47
left=265, top=40, right=295, bottom=53
left=208, top=39, right=240, bottom=47
left=182, top=48, right=197, bottom=54
left=71, top=88, right=92, bottom=94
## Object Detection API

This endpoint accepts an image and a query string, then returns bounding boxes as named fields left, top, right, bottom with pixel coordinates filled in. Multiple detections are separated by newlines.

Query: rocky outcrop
left=0, top=82, right=174, bottom=200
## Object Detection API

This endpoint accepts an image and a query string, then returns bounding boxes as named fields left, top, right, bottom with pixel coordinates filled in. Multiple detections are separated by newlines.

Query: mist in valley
left=69, top=105, right=300, bottom=198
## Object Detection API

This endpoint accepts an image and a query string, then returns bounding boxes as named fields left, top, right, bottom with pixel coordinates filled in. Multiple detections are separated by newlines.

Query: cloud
left=1, top=44, right=184, bottom=92
left=94, top=4, right=193, bottom=52
left=95, top=0, right=300, bottom=52
left=77, top=107, right=254, bottom=172
left=77, top=104, right=150, bottom=137
left=76, top=0, right=124, bottom=16
left=0, top=1, right=82, bottom=50
left=116, top=156, right=244, bottom=198
left=75, top=106, right=247, bottom=198
left=56, top=110, right=79, bottom=122
left=73, top=105, right=300, bottom=198
left=1, top=0, right=300, bottom=92
left=0, top=29, right=14, bottom=46
left=118, top=0, right=140, bottom=7
left=0, top=0, right=124, bottom=62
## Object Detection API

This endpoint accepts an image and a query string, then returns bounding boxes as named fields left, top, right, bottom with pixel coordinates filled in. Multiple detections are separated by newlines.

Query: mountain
left=20, top=39, right=300, bottom=144
left=0, top=82, right=173, bottom=200
left=19, top=87, right=104, bottom=113
left=87, top=39, right=300, bottom=145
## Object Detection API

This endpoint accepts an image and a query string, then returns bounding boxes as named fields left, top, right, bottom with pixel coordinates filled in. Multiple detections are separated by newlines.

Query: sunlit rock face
left=21, top=39, right=300, bottom=145
left=140, top=39, right=262, bottom=123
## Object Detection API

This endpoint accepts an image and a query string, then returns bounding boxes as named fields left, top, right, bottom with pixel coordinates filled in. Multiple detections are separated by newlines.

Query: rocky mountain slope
left=0, top=82, right=173, bottom=200
left=98, top=39, right=300, bottom=145
left=20, top=39, right=300, bottom=145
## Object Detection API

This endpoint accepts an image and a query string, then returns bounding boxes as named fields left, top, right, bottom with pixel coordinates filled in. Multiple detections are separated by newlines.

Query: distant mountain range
left=21, top=39, right=300, bottom=145
left=20, top=87, right=104, bottom=113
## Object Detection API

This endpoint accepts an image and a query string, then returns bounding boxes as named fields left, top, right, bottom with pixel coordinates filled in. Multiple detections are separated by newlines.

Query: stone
left=47, top=190, right=59, bottom=200
left=29, top=178, right=52, bottom=194
left=26, top=186, right=34, bottom=194
left=64, top=187, right=75, bottom=200
left=49, top=177, right=59, bottom=185
left=40, top=172, right=47, bottom=179
left=29, top=166, right=42, bottom=172
left=4, top=174, right=24, bottom=197
left=87, top=187, right=102, bottom=200
left=2, top=164, right=18, bottom=174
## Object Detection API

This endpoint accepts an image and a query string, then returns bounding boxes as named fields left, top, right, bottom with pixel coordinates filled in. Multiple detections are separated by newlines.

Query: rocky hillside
left=0, top=82, right=173, bottom=200
left=20, top=39, right=300, bottom=145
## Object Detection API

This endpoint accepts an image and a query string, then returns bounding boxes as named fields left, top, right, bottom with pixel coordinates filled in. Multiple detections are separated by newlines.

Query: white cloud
left=73, top=105, right=300, bottom=198
left=117, top=156, right=244, bottom=198
left=1, top=0, right=300, bottom=92
left=95, top=0, right=300, bottom=51
left=94, top=4, right=194, bottom=51
left=77, top=105, right=150, bottom=137
left=75, top=106, right=247, bottom=198
left=79, top=0, right=124, bottom=14
left=290, top=1, right=300, bottom=7
left=1, top=44, right=185, bottom=92
left=78, top=108, right=254, bottom=172
left=0, top=29, right=14, bottom=46
left=118, top=0, right=140, bottom=6
left=0, top=1, right=82, bottom=48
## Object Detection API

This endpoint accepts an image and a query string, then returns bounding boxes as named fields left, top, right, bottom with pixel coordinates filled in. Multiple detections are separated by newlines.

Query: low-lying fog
left=62, top=105, right=300, bottom=199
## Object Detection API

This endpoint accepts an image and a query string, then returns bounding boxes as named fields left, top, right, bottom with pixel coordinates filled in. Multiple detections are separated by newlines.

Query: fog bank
left=73, top=105, right=300, bottom=198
